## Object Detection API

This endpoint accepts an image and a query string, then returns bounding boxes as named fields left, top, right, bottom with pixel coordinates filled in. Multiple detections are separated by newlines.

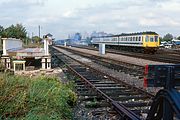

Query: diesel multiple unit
left=91, top=32, right=159, bottom=53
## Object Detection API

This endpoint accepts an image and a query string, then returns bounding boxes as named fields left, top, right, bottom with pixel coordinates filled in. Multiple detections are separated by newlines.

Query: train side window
left=139, top=36, right=141, bottom=41
left=155, top=36, right=158, bottom=42
left=133, top=37, right=135, bottom=41
left=136, top=37, right=138, bottom=41
left=145, top=36, right=149, bottom=42
left=150, top=36, right=154, bottom=42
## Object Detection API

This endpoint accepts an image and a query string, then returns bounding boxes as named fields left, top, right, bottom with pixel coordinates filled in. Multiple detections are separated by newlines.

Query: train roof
left=92, top=31, right=159, bottom=38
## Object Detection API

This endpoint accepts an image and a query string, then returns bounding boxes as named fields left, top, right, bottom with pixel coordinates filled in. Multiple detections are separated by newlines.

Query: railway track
left=51, top=47, right=154, bottom=119
left=55, top=45, right=145, bottom=79
left=68, top=45, right=180, bottom=64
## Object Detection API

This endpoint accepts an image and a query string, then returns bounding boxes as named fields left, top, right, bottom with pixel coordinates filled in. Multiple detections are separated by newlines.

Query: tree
left=0, top=25, right=4, bottom=46
left=163, top=33, right=173, bottom=41
left=177, top=36, right=180, bottom=40
left=159, top=37, right=163, bottom=44
left=1, top=24, right=27, bottom=39
left=32, top=36, right=42, bottom=43
left=0, top=25, right=4, bottom=36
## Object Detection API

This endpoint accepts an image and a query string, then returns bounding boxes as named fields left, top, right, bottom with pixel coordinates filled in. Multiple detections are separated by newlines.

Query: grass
left=0, top=73, right=77, bottom=120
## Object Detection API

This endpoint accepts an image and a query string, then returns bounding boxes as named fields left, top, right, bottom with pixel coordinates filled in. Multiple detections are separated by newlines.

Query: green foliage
left=0, top=74, right=77, bottom=120
left=163, top=33, right=173, bottom=42
left=0, top=25, right=4, bottom=36
left=32, top=36, right=42, bottom=44
left=177, top=36, right=180, bottom=40
left=0, top=24, right=27, bottom=40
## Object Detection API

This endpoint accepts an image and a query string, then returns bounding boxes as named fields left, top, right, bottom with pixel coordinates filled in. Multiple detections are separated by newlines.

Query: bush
left=0, top=74, right=77, bottom=119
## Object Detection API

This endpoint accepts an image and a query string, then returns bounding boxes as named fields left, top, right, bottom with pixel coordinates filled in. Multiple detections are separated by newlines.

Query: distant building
left=91, top=31, right=113, bottom=38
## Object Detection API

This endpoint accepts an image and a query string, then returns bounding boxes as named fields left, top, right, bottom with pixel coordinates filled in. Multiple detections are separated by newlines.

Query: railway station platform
left=1, top=35, right=52, bottom=71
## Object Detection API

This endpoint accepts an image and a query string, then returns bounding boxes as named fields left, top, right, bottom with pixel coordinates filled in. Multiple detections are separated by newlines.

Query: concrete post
left=99, top=44, right=105, bottom=55
left=1, top=56, right=11, bottom=69
left=44, top=38, right=49, bottom=55
left=64, top=42, right=67, bottom=46
left=41, top=58, right=46, bottom=69
left=47, top=57, right=51, bottom=69
left=23, top=63, right=25, bottom=71
left=2, top=38, right=7, bottom=55
left=13, top=62, right=16, bottom=71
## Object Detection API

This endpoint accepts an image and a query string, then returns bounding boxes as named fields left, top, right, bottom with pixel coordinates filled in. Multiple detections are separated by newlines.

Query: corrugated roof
left=8, top=48, right=44, bottom=53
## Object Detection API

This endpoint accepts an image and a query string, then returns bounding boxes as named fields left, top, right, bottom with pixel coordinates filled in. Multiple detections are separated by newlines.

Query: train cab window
left=150, top=36, right=154, bottom=42
left=155, top=36, right=158, bottom=42
left=145, top=36, right=149, bottom=42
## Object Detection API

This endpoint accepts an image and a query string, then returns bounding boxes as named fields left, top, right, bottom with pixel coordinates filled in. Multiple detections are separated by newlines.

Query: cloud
left=0, top=0, right=180, bottom=38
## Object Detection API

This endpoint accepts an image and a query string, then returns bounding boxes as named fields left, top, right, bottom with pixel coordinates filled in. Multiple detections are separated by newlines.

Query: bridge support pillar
left=1, top=56, right=11, bottom=69
left=41, top=56, right=51, bottom=69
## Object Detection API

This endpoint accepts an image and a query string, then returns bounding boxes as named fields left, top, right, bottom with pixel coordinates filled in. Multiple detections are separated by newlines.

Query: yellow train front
left=142, top=32, right=159, bottom=53
left=91, top=32, right=159, bottom=54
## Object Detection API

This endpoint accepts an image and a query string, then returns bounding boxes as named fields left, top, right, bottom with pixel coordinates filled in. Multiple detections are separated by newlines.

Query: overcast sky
left=0, top=0, right=180, bottom=39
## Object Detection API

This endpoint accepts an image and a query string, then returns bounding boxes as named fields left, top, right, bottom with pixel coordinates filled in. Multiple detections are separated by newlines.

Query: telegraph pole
left=38, top=25, right=41, bottom=38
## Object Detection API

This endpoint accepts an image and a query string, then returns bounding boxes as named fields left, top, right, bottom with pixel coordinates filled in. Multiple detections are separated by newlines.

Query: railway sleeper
left=78, top=92, right=98, bottom=96
left=120, top=101, right=152, bottom=108
left=111, top=95, right=149, bottom=101
left=76, top=87, right=90, bottom=92
left=74, top=68, right=87, bottom=72
left=104, top=91, right=140, bottom=96
left=79, top=96, right=104, bottom=101
left=131, top=108, right=150, bottom=116
left=93, top=83, right=121, bottom=87
left=94, top=81, right=116, bottom=84
left=85, top=101, right=110, bottom=108
left=91, top=109, right=117, bottom=116
left=97, top=86, right=126, bottom=91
